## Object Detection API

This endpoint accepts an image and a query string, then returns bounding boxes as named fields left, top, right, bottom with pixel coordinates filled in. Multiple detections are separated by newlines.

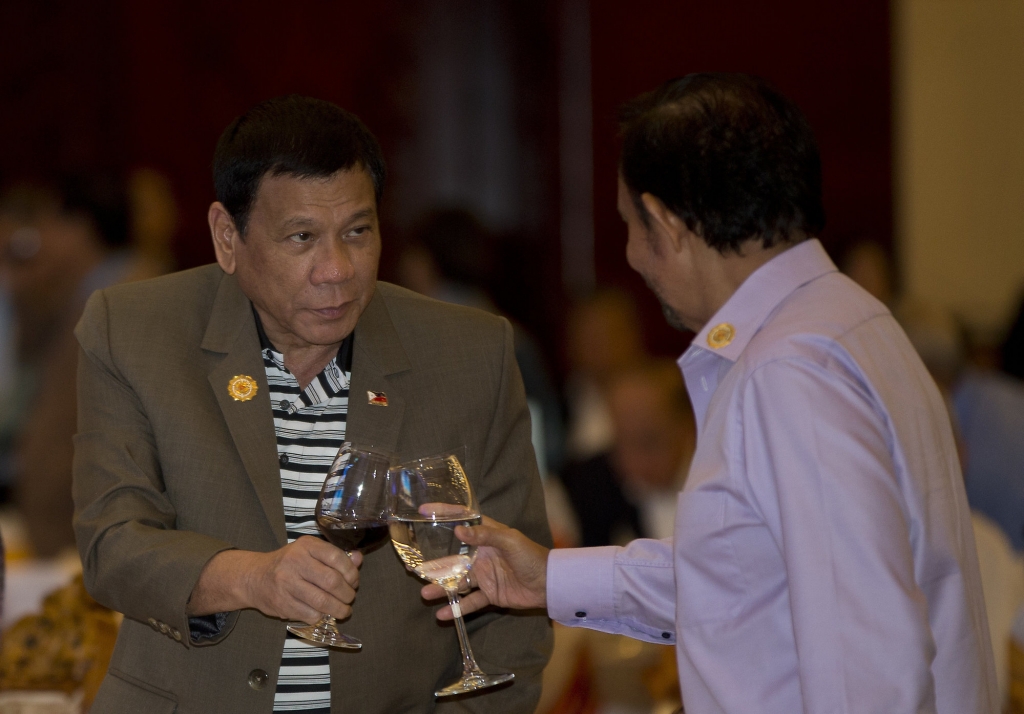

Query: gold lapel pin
left=707, top=323, right=735, bottom=349
left=367, top=391, right=388, bottom=407
left=228, top=375, right=258, bottom=402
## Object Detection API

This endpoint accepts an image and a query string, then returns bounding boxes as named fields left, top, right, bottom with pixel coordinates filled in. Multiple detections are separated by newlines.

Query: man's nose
left=311, top=237, right=356, bottom=285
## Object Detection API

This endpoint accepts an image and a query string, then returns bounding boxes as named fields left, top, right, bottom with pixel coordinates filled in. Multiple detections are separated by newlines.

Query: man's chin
left=296, top=317, right=358, bottom=348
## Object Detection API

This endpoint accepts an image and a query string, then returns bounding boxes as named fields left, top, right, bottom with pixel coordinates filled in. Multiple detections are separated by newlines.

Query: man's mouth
left=310, top=303, right=350, bottom=319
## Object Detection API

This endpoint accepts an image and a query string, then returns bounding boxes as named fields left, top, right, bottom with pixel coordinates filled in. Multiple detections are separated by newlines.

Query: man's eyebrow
left=344, top=208, right=376, bottom=224
left=278, top=207, right=375, bottom=230
left=280, top=215, right=317, bottom=230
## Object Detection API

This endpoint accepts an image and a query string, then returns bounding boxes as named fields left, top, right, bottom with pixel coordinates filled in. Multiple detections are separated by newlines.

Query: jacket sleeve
left=437, top=317, right=554, bottom=713
left=73, top=289, right=238, bottom=648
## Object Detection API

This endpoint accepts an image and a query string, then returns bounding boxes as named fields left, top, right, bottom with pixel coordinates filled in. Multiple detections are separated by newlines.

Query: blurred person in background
left=560, top=360, right=694, bottom=547
left=0, top=174, right=163, bottom=558
left=396, top=207, right=565, bottom=478
left=897, top=300, right=1024, bottom=704
left=0, top=272, right=18, bottom=499
left=128, top=166, right=179, bottom=274
left=564, top=290, right=647, bottom=461
left=838, top=238, right=895, bottom=307
left=1002, top=291, right=1024, bottom=382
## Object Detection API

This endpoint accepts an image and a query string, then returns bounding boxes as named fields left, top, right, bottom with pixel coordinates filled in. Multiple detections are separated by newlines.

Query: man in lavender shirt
left=423, top=74, right=998, bottom=713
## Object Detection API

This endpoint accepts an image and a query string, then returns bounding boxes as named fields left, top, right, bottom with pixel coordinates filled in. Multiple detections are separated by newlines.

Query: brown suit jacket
left=73, top=265, right=552, bottom=713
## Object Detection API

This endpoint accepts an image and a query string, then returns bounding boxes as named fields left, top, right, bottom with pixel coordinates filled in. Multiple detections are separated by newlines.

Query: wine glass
left=388, top=450, right=515, bottom=697
left=287, top=443, right=391, bottom=649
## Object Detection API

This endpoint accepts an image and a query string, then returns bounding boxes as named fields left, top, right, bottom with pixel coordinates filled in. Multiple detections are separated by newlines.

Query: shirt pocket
left=673, top=489, right=746, bottom=626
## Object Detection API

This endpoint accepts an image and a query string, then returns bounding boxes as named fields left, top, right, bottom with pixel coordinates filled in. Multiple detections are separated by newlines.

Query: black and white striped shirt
left=259, top=323, right=353, bottom=713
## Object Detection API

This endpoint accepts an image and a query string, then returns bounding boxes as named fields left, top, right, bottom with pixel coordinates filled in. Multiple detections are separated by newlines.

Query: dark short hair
left=619, top=73, right=825, bottom=253
left=213, top=95, right=386, bottom=235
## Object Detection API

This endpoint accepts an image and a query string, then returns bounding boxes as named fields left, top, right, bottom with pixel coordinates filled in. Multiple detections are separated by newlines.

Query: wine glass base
left=286, top=623, right=362, bottom=650
left=435, top=672, right=514, bottom=697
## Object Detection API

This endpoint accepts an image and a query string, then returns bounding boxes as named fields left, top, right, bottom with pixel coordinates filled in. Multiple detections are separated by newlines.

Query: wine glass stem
left=445, top=587, right=485, bottom=677
left=316, top=615, right=338, bottom=635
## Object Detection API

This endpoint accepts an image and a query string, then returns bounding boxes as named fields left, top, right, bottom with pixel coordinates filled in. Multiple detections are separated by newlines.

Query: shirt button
left=279, top=399, right=290, bottom=410
left=248, top=669, right=269, bottom=690
left=279, top=453, right=289, bottom=466
left=575, top=611, right=586, bottom=618
left=662, top=632, right=672, bottom=640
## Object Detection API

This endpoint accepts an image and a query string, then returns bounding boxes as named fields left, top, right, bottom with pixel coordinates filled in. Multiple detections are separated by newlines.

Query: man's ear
left=209, top=202, right=239, bottom=274
left=640, top=193, right=688, bottom=253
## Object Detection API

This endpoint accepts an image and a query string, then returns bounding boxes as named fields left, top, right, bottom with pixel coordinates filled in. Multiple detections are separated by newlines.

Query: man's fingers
left=303, top=562, right=357, bottom=605
left=420, top=573, right=471, bottom=601
left=291, top=579, right=352, bottom=622
left=434, top=591, right=491, bottom=621
left=454, top=522, right=515, bottom=549
left=302, top=536, right=361, bottom=586
left=421, top=583, right=447, bottom=601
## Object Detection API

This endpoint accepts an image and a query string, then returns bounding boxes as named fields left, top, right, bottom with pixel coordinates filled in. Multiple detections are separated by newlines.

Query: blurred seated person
left=397, top=207, right=565, bottom=475
left=838, top=238, right=895, bottom=307
left=564, top=289, right=647, bottom=462
left=560, top=360, right=695, bottom=546
left=0, top=174, right=163, bottom=557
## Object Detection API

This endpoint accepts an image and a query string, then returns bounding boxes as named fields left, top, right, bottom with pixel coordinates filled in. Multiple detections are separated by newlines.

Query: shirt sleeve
left=547, top=538, right=677, bottom=644
left=739, top=357, right=936, bottom=713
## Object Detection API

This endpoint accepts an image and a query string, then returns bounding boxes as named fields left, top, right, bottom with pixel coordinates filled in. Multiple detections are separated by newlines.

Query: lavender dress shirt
left=547, top=240, right=998, bottom=713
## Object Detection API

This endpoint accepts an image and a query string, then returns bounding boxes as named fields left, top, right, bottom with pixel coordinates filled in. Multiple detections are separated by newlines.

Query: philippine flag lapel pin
left=367, top=391, right=389, bottom=407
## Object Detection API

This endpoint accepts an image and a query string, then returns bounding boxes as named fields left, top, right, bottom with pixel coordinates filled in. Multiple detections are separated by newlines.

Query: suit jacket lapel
left=202, top=272, right=287, bottom=547
left=347, top=286, right=411, bottom=459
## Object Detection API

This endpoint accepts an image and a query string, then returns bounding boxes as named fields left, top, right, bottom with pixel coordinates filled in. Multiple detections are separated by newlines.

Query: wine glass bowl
left=287, top=443, right=391, bottom=649
left=388, top=451, right=515, bottom=697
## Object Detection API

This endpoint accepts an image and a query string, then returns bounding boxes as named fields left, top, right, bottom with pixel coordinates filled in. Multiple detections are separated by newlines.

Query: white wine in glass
left=388, top=452, right=515, bottom=697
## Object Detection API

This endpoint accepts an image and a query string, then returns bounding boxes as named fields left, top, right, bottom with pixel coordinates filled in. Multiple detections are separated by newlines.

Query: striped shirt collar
left=253, top=308, right=354, bottom=411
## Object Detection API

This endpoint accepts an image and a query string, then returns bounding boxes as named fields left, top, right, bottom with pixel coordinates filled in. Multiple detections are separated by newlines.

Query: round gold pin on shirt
left=707, top=323, right=735, bottom=349
left=228, top=375, right=258, bottom=402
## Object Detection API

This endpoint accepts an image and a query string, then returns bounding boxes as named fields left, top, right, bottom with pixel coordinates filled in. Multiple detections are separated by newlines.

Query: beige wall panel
left=895, top=0, right=1024, bottom=337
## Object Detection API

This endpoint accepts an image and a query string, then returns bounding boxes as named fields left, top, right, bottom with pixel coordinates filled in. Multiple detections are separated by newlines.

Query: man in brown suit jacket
left=73, top=96, right=552, bottom=713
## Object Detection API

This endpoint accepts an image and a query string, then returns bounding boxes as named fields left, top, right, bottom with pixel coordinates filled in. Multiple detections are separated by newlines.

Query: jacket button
left=248, top=669, right=269, bottom=690
left=159, top=622, right=170, bottom=635
left=172, top=629, right=182, bottom=642
left=148, top=617, right=160, bottom=631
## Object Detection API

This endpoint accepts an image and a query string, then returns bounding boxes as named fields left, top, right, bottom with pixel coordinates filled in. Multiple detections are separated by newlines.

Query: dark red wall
left=0, top=0, right=409, bottom=268
left=589, top=1, right=891, bottom=356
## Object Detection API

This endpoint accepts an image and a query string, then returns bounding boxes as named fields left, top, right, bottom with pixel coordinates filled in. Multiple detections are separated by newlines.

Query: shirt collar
left=688, top=239, right=837, bottom=364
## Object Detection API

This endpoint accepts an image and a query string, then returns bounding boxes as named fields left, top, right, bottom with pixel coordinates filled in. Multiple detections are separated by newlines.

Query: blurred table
left=0, top=509, right=80, bottom=631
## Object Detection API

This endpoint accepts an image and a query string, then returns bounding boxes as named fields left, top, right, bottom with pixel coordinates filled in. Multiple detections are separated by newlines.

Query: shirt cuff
left=547, top=546, right=619, bottom=625
left=188, top=612, right=229, bottom=643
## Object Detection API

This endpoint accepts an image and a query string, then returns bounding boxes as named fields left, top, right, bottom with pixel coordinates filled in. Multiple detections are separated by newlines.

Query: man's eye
left=289, top=232, right=313, bottom=243
left=346, top=225, right=370, bottom=238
